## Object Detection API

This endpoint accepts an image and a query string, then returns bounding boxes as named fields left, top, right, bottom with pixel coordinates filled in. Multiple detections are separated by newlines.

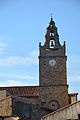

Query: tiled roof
left=42, top=100, right=80, bottom=119
left=0, top=86, right=39, bottom=97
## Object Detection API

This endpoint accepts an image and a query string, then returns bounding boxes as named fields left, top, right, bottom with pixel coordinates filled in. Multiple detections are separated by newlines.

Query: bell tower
left=39, top=17, right=69, bottom=110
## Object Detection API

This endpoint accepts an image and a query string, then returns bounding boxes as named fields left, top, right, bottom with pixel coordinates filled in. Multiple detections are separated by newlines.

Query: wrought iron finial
left=51, top=13, right=52, bottom=18
left=51, top=13, right=53, bottom=21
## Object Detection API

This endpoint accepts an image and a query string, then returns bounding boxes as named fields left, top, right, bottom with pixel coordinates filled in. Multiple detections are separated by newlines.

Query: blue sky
left=0, top=0, right=80, bottom=99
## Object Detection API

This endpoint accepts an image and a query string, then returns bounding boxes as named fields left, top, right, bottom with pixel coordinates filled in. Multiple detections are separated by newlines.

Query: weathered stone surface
left=39, top=85, right=69, bottom=108
left=0, top=116, right=19, bottom=120
left=39, top=57, right=67, bottom=86
left=0, top=90, right=7, bottom=100
left=0, top=96, right=12, bottom=116
left=41, top=101, right=80, bottom=120
left=39, top=18, right=69, bottom=110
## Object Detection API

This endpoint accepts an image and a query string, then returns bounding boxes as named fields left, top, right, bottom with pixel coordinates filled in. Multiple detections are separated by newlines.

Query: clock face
left=49, top=59, right=56, bottom=66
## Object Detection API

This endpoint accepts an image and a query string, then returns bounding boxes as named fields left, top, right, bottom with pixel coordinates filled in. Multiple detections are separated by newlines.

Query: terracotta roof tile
left=0, top=86, right=39, bottom=97
left=42, top=100, right=80, bottom=119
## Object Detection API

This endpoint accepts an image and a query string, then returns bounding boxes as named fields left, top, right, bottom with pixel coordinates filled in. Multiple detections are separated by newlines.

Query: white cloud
left=0, top=80, right=23, bottom=87
left=0, top=42, right=7, bottom=54
left=0, top=35, right=8, bottom=55
left=0, top=50, right=38, bottom=67
left=7, top=80, right=23, bottom=86
left=0, top=72, right=39, bottom=86
left=0, top=78, right=38, bottom=87
left=0, top=72, right=37, bottom=81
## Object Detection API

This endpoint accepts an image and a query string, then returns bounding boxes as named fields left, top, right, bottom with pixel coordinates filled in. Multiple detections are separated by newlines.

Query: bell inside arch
left=51, top=41, right=54, bottom=47
left=50, top=40, right=55, bottom=48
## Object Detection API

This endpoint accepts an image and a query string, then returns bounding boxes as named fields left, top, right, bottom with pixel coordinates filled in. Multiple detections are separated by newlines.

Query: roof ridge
left=0, top=86, right=39, bottom=88
left=42, top=100, right=80, bottom=119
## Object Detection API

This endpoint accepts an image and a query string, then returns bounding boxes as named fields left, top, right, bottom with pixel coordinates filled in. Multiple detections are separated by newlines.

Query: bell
left=51, top=41, right=54, bottom=47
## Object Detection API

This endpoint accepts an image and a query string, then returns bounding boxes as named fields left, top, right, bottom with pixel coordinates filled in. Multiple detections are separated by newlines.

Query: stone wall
left=5, top=117, right=19, bottom=120
left=39, top=85, right=69, bottom=109
left=0, top=117, right=19, bottom=120
left=12, top=96, right=32, bottom=118
left=0, top=90, right=7, bottom=100
left=39, top=56, right=67, bottom=86
left=41, top=101, right=80, bottom=120
left=0, top=96, right=12, bottom=116
left=0, top=96, right=43, bottom=120
left=39, top=41, right=69, bottom=109
left=12, top=96, right=50, bottom=120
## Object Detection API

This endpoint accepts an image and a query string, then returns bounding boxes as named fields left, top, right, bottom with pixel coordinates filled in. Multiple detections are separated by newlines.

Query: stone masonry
left=39, top=17, right=69, bottom=110
left=0, top=17, right=78, bottom=120
left=0, top=96, right=12, bottom=116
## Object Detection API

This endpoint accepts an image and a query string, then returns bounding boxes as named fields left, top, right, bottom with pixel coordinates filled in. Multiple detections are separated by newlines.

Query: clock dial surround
left=49, top=59, right=56, bottom=66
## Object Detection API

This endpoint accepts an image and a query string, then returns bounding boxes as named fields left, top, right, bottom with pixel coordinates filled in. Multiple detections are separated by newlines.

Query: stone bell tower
left=39, top=17, right=69, bottom=110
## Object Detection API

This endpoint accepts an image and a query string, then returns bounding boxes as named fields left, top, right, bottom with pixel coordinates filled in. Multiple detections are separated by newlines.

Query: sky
left=0, top=0, right=80, bottom=99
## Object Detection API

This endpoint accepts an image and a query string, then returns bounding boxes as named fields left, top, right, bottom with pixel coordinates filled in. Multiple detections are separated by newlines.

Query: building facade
left=0, top=17, right=78, bottom=120
left=41, top=100, right=80, bottom=120
left=39, top=17, right=69, bottom=110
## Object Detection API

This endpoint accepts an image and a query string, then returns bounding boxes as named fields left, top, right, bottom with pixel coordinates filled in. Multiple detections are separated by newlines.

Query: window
left=41, top=102, right=46, bottom=106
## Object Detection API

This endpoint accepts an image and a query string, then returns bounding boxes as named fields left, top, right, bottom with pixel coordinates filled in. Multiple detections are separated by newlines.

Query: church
left=0, top=17, right=79, bottom=120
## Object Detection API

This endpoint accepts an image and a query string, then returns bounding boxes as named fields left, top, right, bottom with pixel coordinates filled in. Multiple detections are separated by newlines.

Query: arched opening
left=48, top=100, right=60, bottom=110
left=49, top=40, right=55, bottom=48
